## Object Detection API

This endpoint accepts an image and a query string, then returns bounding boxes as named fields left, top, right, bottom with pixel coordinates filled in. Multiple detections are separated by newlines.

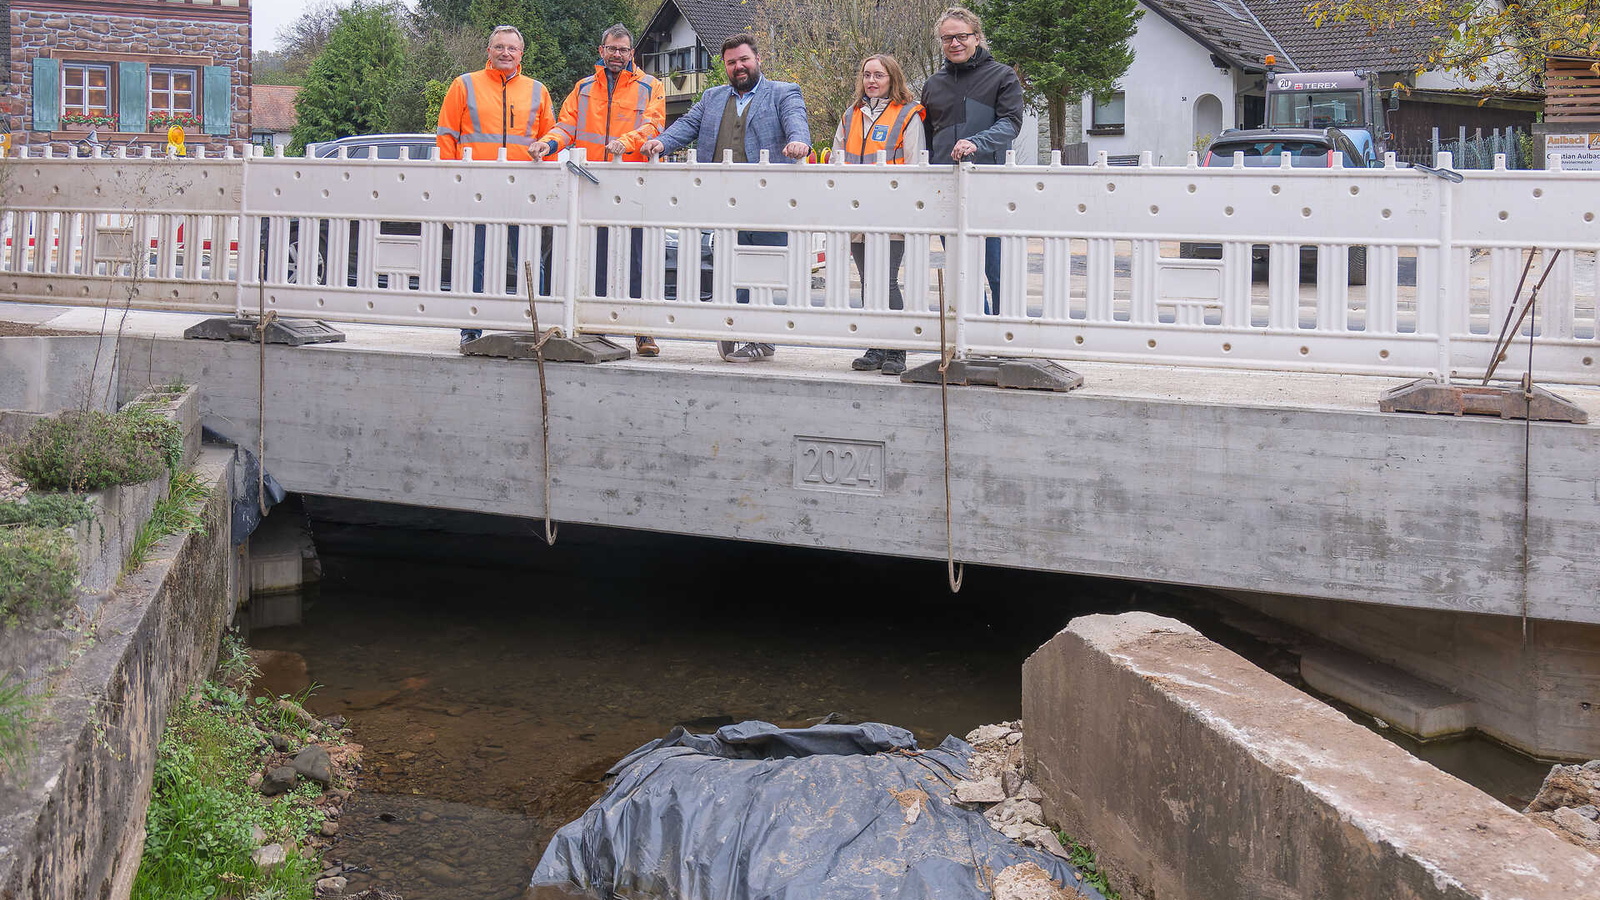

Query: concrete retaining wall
left=0, top=335, right=119, bottom=415
left=1022, top=613, right=1600, bottom=900
left=0, top=449, right=236, bottom=900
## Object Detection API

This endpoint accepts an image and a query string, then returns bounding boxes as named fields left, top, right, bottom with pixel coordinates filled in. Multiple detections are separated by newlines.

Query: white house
left=1084, top=0, right=1537, bottom=164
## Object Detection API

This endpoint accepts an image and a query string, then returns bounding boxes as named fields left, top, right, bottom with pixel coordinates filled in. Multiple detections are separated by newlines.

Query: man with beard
left=536, top=24, right=667, bottom=357
left=922, top=6, right=1023, bottom=314
left=640, top=35, right=810, bottom=362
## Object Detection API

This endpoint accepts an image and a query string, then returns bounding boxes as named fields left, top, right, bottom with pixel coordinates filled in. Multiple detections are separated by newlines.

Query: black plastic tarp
left=531, top=721, right=1104, bottom=900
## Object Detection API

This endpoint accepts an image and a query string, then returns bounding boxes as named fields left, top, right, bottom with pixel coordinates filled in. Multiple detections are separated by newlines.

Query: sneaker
left=459, top=328, right=483, bottom=345
left=880, top=350, right=907, bottom=376
left=852, top=348, right=886, bottom=371
left=635, top=336, right=660, bottom=358
left=724, top=342, right=775, bottom=362
left=717, top=340, right=737, bottom=361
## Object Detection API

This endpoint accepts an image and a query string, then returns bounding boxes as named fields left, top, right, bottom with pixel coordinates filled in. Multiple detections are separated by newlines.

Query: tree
left=982, top=0, right=1142, bottom=152
left=276, top=0, right=345, bottom=74
left=387, top=25, right=486, bottom=132
left=289, top=3, right=409, bottom=154
left=463, top=0, right=562, bottom=84
left=536, top=0, right=634, bottom=101
left=1305, top=0, right=1599, bottom=89
left=753, top=0, right=951, bottom=143
left=413, top=0, right=476, bottom=30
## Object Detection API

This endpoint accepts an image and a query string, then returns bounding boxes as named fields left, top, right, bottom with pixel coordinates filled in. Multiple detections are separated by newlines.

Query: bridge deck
left=5, top=301, right=1598, bottom=625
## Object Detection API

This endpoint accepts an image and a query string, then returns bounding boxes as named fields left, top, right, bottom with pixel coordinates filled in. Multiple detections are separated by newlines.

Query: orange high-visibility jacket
left=838, top=101, right=925, bottom=164
left=436, top=65, right=555, bottom=162
left=541, top=63, right=666, bottom=162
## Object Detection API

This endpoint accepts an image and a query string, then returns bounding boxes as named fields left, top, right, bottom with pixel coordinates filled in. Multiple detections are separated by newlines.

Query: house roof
left=1139, top=0, right=1293, bottom=72
left=1241, top=0, right=1444, bottom=72
left=644, top=0, right=758, bottom=55
left=252, top=85, right=300, bottom=132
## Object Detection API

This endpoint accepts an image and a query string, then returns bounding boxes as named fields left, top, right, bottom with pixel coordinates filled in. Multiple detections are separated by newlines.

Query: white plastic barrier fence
left=1, top=144, right=1598, bottom=385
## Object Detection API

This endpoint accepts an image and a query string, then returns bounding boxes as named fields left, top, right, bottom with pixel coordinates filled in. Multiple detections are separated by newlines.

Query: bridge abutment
left=1227, top=590, right=1600, bottom=760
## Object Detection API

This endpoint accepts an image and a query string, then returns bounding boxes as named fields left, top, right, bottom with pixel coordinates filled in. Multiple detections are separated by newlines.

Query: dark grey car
left=1181, top=127, right=1369, bottom=284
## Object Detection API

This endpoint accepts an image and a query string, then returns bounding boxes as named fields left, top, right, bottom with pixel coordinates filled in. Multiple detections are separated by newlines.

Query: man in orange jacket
left=438, top=25, right=555, bottom=163
left=437, top=25, right=555, bottom=343
left=535, top=25, right=666, bottom=356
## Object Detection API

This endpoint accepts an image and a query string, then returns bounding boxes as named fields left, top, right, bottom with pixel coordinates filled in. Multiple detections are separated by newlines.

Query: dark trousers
left=471, top=224, right=521, bottom=294
left=595, top=227, right=644, bottom=298
left=850, top=240, right=906, bottom=311
left=734, top=230, right=788, bottom=304
left=938, top=234, right=1002, bottom=315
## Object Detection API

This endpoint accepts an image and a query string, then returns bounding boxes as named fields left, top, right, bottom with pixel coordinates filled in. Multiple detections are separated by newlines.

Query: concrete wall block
left=73, top=473, right=170, bottom=597
left=1022, top=612, right=1600, bottom=900
left=0, top=335, right=119, bottom=415
left=0, top=449, right=235, bottom=900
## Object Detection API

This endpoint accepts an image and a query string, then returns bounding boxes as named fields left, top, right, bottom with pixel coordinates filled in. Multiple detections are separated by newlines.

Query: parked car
left=1181, top=127, right=1369, bottom=284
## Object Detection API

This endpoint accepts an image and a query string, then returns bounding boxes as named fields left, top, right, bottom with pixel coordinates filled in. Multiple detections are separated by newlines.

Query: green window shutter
left=118, top=61, right=147, bottom=132
left=202, top=65, right=231, bottom=135
left=32, top=58, right=60, bottom=131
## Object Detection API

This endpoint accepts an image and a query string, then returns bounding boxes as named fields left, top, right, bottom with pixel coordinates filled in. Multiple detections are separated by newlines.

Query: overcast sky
left=253, top=1, right=311, bottom=52
left=256, top=0, right=411, bottom=53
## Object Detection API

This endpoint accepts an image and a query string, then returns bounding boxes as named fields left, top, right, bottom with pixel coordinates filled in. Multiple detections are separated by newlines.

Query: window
left=62, top=63, right=112, bottom=118
left=667, top=47, right=692, bottom=73
left=1089, top=92, right=1125, bottom=135
left=149, top=67, right=197, bottom=115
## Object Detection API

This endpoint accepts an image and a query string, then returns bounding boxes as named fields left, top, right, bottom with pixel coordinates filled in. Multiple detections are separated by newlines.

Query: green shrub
left=119, top=404, right=185, bottom=473
left=0, top=493, right=94, bottom=529
left=7, top=409, right=171, bottom=492
left=0, top=525, right=77, bottom=624
left=0, top=673, right=40, bottom=776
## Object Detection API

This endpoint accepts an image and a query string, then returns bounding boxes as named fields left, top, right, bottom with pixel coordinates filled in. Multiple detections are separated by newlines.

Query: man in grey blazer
left=641, top=34, right=811, bottom=362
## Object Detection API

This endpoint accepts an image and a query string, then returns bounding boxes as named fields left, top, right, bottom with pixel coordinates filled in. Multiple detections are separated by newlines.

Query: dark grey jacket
left=921, top=47, right=1023, bottom=165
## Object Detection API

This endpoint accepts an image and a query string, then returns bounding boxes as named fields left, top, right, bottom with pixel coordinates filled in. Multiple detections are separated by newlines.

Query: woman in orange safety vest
left=831, top=54, right=924, bottom=376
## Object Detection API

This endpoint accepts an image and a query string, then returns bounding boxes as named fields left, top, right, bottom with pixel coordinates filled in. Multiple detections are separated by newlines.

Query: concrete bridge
left=1, top=147, right=1597, bottom=760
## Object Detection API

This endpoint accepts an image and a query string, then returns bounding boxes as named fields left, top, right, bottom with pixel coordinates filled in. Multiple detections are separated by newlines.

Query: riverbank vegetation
left=0, top=403, right=188, bottom=624
left=133, top=636, right=351, bottom=900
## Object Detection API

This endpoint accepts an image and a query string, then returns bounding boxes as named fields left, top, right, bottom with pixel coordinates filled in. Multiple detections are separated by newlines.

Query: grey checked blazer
left=656, top=78, right=811, bottom=163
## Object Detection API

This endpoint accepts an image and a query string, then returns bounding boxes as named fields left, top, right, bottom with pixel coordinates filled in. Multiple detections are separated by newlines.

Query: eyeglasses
left=601, top=45, right=633, bottom=55
left=939, top=32, right=977, bottom=44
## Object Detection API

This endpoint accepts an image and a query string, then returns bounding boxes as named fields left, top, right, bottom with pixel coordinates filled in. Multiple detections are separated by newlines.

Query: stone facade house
left=4, top=0, right=252, bottom=152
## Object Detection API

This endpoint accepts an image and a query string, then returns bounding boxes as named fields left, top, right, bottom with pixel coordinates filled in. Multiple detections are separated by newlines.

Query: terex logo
left=1299, top=82, right=1342, bottom=89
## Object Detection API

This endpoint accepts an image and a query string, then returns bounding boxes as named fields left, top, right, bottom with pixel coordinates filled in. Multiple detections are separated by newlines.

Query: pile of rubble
left=1524, top=760, right=1600, bottom=854
left=953, top=721, right=1071, bottom=860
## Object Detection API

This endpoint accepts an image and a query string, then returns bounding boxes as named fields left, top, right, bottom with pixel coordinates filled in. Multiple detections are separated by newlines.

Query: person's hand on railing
left=783, top=142, right=810, bottom=160
left=605, top=139, right=627, bottom=159
left=639, top=139, right=665, bottom=160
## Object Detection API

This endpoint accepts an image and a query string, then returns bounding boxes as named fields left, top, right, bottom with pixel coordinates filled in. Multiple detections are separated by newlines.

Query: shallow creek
left=248, top=514, right=1548, bottom=899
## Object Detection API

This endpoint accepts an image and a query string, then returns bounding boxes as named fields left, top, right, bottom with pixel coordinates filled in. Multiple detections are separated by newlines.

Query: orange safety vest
left=838, top=101, right=924, bottom=164
left=436, top=64, right=554, bottom=162
left=544, top=63, right=666, bottom=162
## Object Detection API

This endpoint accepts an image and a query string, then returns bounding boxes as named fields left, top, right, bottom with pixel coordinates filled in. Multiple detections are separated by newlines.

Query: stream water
left=248, top=508, right=1550, bottom=899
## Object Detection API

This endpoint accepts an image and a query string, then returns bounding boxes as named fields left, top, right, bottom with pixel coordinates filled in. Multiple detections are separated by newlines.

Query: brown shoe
left=635, top=336, right=660, bottom=358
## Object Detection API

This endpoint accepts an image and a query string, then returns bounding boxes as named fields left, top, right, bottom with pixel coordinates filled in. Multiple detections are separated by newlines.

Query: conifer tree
left=288, top=2, right=408, bottom=155
left=982, top=0, right=1142, bottom=151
